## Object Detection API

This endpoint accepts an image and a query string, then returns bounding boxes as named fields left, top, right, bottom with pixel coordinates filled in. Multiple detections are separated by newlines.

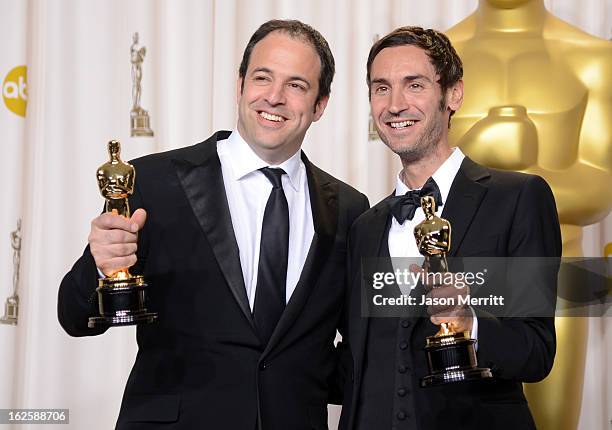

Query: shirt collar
left=219, top=129, right=303, bottom=191
left=394, top=147, right=465, bottom=205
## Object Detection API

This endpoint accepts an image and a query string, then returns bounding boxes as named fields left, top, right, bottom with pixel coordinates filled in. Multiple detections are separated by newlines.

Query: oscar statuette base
left=130, top=109, right=154, bottom=137
left=0, top=296, right=18, bottom=325
left=88, top=275, right=157, bottom=328
left=421, top=331, right=492, bottom=387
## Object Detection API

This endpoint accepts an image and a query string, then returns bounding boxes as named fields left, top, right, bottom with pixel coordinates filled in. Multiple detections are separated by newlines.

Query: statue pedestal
left=0, top=296, right=18, bottom=325
left=130, top=108, right=154, bottom=137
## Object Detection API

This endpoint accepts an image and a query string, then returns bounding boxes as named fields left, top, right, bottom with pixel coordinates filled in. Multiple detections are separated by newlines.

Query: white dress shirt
left=388, top=147, right=478, bottom=339
left=217, top=129, right=314, bottom=310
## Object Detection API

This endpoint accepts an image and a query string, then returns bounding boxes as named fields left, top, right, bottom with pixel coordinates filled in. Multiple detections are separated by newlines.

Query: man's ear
left=447, top=80, right=463, bottom=112
left=312, top=95, right=329, bottom=122
left=236, top=77, right=243, bottom=103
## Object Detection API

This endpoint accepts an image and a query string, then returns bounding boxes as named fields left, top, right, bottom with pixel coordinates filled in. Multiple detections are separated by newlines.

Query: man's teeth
left=390, top=120, right=415, bottom=128
left=260, top=111, right=284, bottom=122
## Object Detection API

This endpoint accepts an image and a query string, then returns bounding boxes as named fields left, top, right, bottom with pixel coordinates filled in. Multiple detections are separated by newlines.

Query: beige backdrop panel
left=0, top=0, right=27, bottom=416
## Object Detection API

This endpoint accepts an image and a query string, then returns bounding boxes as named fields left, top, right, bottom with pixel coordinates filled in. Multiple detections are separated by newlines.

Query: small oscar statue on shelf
left=88, top=140, right=157, bottom=328
left=414, top=195, right=491, bottom=387
left=1, top=220, right=21, bottom=325
left=130, top=32, right=154, bottom=137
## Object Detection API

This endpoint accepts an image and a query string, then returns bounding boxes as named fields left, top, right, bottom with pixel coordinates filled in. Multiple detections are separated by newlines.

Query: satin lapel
left=441, top=157, right=490, bottom=257
left=262, top=155, right=338, bottom=357
left=172, top=132, right=254, bottom=330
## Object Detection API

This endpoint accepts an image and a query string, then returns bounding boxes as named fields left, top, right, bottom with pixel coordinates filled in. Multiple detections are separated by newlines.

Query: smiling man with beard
left=58, top=19, right=369, bottom=430
left=339, top=27, right=561, bottom=430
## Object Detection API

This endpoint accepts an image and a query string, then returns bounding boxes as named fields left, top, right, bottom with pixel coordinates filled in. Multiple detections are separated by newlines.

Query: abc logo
left=3, top=65, right=27, bottom=117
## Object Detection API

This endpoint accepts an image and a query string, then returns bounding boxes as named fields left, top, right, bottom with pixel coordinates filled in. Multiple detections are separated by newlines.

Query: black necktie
left=388, top=177, right=443, bottom=224
left=253, top=167, right=289, bottom=346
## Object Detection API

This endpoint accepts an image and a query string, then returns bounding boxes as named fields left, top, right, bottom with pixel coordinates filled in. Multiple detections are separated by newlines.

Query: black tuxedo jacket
left=339, top=157, right=561, bottom=430
left=58, top=131, right=369, bottom=430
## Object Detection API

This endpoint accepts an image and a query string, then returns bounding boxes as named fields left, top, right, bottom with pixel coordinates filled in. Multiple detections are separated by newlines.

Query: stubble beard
left=381, top=112, right=445, bottom=165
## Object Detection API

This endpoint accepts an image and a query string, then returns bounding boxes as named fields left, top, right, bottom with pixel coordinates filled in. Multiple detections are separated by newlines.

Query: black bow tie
left=388, top=177, right=443, bottom=224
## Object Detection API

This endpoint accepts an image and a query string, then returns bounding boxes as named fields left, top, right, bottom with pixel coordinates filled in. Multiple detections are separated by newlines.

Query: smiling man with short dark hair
left=59, top=19, right=368, bottom=430
left=340, top=26, right=560, bottom=430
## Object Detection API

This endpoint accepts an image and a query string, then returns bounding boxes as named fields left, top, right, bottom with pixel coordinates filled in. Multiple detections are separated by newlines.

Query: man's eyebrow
left=250, top=68, right=311, bottom=88
left=251, top=67, right=273, bottom=75
left=371, top=74, right=433, bottom=86
left=371, top=78, right=391, bottom=86
left=404, top=74, right=433, bottom=83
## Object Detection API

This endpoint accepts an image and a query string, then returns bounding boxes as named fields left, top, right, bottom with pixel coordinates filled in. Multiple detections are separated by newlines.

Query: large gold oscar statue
left=446, top=1, right=612, bottom=429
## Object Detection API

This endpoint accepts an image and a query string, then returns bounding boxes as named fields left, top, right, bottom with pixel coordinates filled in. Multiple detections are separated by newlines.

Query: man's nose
left=265, top=82, right=286, bottom=106
left=388, top=90, right=409, bottom=115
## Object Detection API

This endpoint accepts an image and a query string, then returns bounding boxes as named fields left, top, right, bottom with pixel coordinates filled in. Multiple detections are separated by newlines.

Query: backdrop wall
left=0, top=1, right=609, bottom=429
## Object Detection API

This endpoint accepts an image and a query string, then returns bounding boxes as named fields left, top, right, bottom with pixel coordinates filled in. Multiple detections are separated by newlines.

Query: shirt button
left=399, top=341, right=408, bottom=350
left=401, top=319, right=411, bottom=328
left=397, top=411, right=407, bottom=420
left=398, top=365, right=407, bottom=373
left=397, top=388, right=407, bottom=397
left=259, top=362, right=268, bottom=370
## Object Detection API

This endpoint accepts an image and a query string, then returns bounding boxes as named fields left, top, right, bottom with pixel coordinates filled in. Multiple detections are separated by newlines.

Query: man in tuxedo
left=58, top=20, right=368, bottom=429
left=339, top=27, right=561, bottom=429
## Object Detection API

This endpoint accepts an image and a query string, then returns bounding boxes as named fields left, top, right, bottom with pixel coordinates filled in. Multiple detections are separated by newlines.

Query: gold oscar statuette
left=87, top=140, right=157, bottom=327
left=446, top=1, right=611, bottom=426
left=415, top=196, right=492, bottom=387
left=130, top=32, right=154, bottom=137
left=1, top=219, right=21, bottom=325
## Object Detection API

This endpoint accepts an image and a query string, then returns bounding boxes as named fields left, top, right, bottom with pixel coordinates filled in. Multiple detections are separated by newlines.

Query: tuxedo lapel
left=172, top=131, right=255, bottom=330
left=262, top=154, right=338, bottom=356
left=441, top=157, right=490, bottom=257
